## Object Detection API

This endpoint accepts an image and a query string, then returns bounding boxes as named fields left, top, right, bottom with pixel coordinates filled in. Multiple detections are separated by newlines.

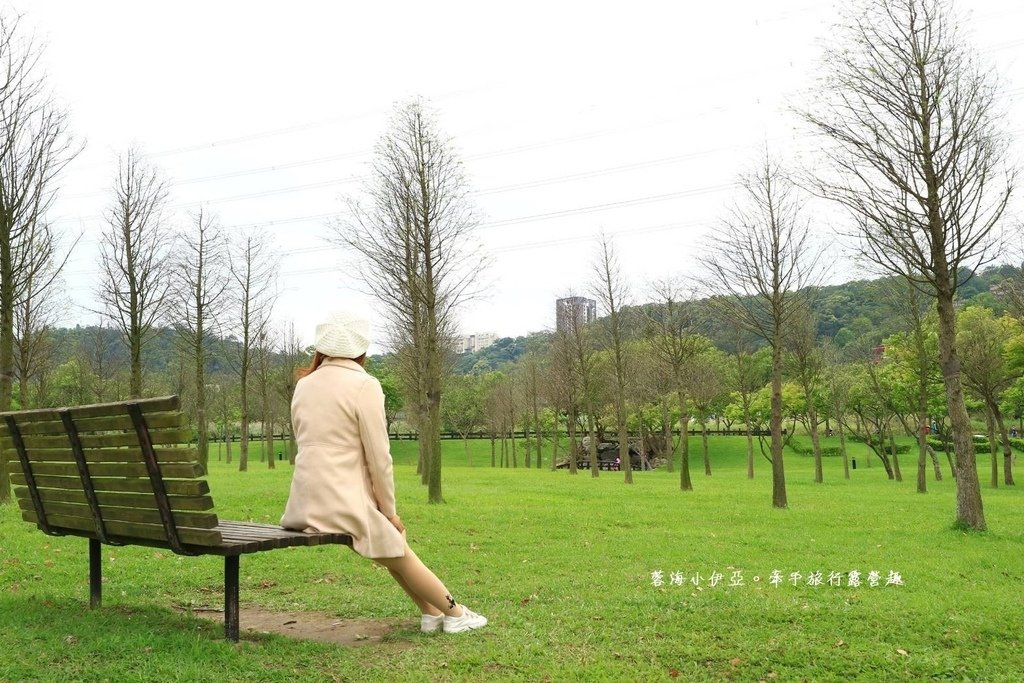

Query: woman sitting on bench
left=281, top=310, right=487, bottom=634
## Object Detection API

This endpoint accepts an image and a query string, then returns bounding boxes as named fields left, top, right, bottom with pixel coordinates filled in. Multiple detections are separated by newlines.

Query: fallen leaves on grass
left=731, top=657, right=742, bottom=668
left=258, top=579, right=278, bottom=589
left=896, top=648, right=909, bottom=657
left=835, top=639, right=845, bottom=648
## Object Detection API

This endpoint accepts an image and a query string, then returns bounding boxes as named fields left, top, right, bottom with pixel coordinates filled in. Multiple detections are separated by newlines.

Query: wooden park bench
left=1, top=396, right=352, bottom=642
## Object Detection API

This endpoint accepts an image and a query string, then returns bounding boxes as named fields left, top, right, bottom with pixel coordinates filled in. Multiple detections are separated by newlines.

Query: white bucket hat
left=314, top=310, right=371, bottom=358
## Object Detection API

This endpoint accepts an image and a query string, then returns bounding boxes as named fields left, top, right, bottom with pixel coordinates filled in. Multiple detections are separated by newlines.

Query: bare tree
left=0, top=15, right=78, bottom=502
left=876, top=277, right=942, bottom=493
left=647, top=278, right=703, bottom=490
left=728, top=325, right=768, bottom=480
left=549, top=329, right=581, bottom=472
left=98, top=148, right=173, bottom=398
left=253, top=328, right=277, bottom=470
left=13, top=220, right=68, bottom=408
left=170, top=208, right=229, bottom=474
left=333, top=98, right=485, bottom=503
left=686, top=349, right=727, bottom=477
left=786, top=304, right=826, bottom=483
left=228, top=230, right=278, bottom=472
left=276, top=321, right=305, bottom=463
left=703, top=155, right=822, bottom=508
left=957, top=306, right=1015, bottom=487
left=801, top=0, right=1015, bottom=529
left=592, top=234, right=633, bottom=483
left=518, top=351, right=545, bottom=469
left=560, top=290, right=602, bottom=477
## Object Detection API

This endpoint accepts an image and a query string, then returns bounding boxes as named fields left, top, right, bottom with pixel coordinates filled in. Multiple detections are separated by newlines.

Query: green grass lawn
left=1, top=436, right=1021, bottom=682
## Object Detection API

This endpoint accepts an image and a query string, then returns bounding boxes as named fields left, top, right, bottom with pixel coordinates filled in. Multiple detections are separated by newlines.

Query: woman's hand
left=388, top=514, right=405, bottom=534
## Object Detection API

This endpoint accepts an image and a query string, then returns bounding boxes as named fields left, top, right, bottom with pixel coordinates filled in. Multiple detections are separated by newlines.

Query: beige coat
left=280, top=358, right=405, bottom=559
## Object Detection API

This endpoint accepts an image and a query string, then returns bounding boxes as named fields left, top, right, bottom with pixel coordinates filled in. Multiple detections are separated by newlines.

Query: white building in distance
left=454, top=332, right=499, bottom=354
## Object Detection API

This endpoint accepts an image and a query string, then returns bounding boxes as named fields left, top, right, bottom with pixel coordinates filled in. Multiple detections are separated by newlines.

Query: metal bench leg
left=89, top=539, right=101, bottom=608
left=225, top=555, right=240, bottom=642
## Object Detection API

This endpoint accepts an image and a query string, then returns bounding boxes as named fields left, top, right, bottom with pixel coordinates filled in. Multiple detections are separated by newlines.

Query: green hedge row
left=788, top=439, right=842, bottom=458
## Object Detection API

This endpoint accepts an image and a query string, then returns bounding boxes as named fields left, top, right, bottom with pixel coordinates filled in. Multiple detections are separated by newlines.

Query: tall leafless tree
left=592, top=233, right=633, bottom=484
left=333, top=98, right=485, bottom=504
left=647, top=278, right=703, bottom=490
left=277, top=321, right=305, bottom=463
left=228, top=230, right=278, bottom=473
left=704, top=155, right=822, bottom=509
left=560, top=290, right=602, bottom=477
left=13, top=220, right=68, bottom=408
left=786, top=304, right=825, bottom=483
left=801, top=0, right=1015, bottom=529
left=0, top=15, right=77, bottom=502
left=98, top=148, right=173, bottom=398
left=170, top=208, right=230, bottom=474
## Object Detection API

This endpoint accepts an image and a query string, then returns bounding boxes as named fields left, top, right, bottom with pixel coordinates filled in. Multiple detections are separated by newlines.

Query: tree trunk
left=522, top=413, right=531, bottom=469
left=567, top=407, right=577, bottom=474
left=889, top=429, right=902, bottom=482
left=935, top=291, right=986, bottom=529
left=864, top=421, right=894, bottom=479
left=195, top=341, right=209, bottom=475
left=618, top=398, right=632, bottom=484
left=463, top=435, right=470, bottom=466
left=808, top=403, right=823, bottom=484
left=985, top=406, right=998, bottom=489
left=743, top=400, right=754, bottom=480
left=550, top=409, right=560, bottom=471
left=769, top=340, right=787, bottom=508
left=701, top=418, right=710, bottom=476
left=928, top=445, right=942, bottom=481
left=129, top=329, right=142, bottom=398
left=676, top=391, right=692, bottom=491
left=265, top=412, right=275, bottom=470
left=490, top=435, right=496, bottom=468
left=661, top=397, right=673, bottom=472
left=839, top=415, right=849, bottom=480
left=916, top=418, right=928, bottom=494
left=426, top=395, right=442, bottom=503
left=990, top=401, right=1015, bottom=486
left=532, top=382, right=541, bottom=469
left=588, top=410, right=599, bottom=478
left=239, top=374, right=249, bottom=472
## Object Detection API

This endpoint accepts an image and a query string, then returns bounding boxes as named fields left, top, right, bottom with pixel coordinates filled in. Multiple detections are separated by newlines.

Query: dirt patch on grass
left=182, top=606, right=419, bottom=648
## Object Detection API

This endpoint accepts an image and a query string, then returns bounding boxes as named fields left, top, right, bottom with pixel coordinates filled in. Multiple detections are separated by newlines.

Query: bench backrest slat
left=0, top=397, right=222, bottom=551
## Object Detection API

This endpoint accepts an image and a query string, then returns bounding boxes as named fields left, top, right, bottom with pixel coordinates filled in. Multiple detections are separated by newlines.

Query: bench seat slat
left=11, top=473, right=210, bottom=496
left=22, top=511, right=222, bottom=546
left=14, top=486, right=214, bottom=511
left=7, top=412, right=186, bottom=436
left=7, top=461, right=199, bottom=479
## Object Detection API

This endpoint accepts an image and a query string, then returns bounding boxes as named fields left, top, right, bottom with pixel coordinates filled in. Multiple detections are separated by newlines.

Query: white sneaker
left=443, top=606, right=488, bottom=633
left=420, top=613, right=444, bottom=633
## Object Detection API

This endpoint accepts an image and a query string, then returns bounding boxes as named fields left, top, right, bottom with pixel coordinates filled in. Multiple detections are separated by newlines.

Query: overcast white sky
left=9, top=0, right=1024, bottom=351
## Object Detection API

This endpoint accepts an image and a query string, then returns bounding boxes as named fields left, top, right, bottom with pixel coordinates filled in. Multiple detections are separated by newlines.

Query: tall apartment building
left=454, top=332, right=499, bottom=354
left=555, top=296, right=597, bottom=333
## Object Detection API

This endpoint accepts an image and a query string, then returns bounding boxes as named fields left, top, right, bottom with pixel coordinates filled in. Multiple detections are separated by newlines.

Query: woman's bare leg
left=387, top=567, right=442, bottom=616
left=375, top=543, right=463, bottom=617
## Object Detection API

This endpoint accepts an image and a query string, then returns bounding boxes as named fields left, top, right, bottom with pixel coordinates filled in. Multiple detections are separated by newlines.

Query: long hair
left=295, top=352, right=367, bottom=380
left=296, top=352, right=328, bottom=379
